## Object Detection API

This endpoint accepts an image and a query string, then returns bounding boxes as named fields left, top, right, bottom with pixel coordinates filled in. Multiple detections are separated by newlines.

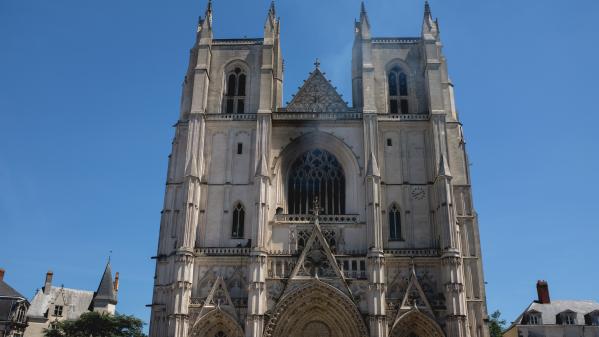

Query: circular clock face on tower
left=411, top=187, right=426, bottom=200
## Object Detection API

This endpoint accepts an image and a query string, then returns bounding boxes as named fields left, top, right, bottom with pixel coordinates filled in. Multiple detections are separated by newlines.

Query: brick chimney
left=536, top=280, right=550, bottom=304
left=44, top=271, right=53, bottom=295
left=0, top=268, right=5, bottom=281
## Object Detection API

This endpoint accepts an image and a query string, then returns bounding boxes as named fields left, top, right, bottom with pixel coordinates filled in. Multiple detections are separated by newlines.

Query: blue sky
left=1, top=0, right=598, bottom=330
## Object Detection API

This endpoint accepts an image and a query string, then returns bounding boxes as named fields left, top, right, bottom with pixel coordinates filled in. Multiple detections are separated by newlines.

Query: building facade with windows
left=23, top=263, right=119, bottom=337
left=149, top=2, right=489, bottom=337
left=504, top=281, right=599, bottom=337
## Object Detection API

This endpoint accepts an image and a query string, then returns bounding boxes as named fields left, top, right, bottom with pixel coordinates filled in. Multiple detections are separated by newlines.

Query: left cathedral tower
left=149, top=2, right=282, bottom=337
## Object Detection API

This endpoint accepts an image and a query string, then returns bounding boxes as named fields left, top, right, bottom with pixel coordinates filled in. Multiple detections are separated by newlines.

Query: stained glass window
left=287, top=149, right=345, bottom=215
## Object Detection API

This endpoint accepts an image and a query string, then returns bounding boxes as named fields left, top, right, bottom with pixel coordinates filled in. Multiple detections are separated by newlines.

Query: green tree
left=43, top=312, right=146, bottom=337
left=489, top=310, right=506, bottom=337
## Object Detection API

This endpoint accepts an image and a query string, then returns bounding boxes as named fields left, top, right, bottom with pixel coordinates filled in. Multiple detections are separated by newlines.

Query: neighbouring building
left=149, top=2, right=490, bottom=337
left=504, top=281, right=599, bottom=337
left=23, top=263, right=119, bottom=337
left=0, top=269, right=29, bottom=337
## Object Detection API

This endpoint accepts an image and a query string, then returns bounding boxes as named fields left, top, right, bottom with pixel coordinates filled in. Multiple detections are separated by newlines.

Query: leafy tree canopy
left=44, top=312, right=146, bottom=337
left=489, top=310, right=507, bottom=337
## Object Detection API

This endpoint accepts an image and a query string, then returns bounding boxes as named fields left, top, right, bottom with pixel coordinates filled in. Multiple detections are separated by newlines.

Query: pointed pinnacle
left=424, top=1, right=432, bottom=17
left=361, top=1, right=367, bottom=15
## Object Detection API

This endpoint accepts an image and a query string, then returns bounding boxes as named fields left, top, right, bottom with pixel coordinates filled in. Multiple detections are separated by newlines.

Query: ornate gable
left=288, top=216, right=345, bottom=280
left=200, top=276, right=237, bottom=319
left=286, top=61, right=349, bottom=113
left=282, top=199, right=354, bottom=300
left=395, top=265, right=434, bottom=319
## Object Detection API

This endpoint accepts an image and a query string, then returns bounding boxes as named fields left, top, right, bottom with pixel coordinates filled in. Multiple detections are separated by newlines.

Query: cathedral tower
left=149, top=2, right=489, bottom=337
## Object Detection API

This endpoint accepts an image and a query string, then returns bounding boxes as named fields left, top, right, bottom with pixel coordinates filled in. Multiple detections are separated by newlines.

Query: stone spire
left=264, top=0, right=278, bottom=36
left=422, top=0, right=439, bottom=38
left=198, top=0, right=213, bottom=35
left=357, top=1, right=371, bottom=39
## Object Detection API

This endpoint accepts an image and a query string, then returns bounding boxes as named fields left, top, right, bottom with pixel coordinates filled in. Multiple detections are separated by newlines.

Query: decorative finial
left=424, top=0, right=431, bottom=17
left=361, top=1, right=367, bottom=15
left=314, top=58, right=321, bottom=69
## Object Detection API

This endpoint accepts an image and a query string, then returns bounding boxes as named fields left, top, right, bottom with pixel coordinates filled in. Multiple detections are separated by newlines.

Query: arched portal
left=264, top=281, right=368, bottom=337
left=287, top=149, right=345, bottom=215
left=389, top=310, right=445, bottom=337
left=189, top=310, right=244, bottom=337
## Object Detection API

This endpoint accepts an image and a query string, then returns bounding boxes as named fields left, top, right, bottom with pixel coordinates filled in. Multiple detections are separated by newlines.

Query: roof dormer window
left=585, top=311, right=599, bottom=326
left=526, top=312, right=542, bottom=325
left=557, top=311, right=577, bottom=325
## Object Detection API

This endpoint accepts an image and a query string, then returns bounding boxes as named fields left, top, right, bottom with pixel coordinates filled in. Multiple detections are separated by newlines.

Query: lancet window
left=389, top=203, right=403, bottom=240
left=224, top=67, right=246, bottom=114
left=287, top=149, right=345, bottom=215
left=388, top=66, right=410, bottom=114
left=231, top=203, right=245, bottom=238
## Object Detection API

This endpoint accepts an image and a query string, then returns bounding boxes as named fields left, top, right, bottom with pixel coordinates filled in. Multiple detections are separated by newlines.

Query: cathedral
left=149, top=2, right=490, bottom=337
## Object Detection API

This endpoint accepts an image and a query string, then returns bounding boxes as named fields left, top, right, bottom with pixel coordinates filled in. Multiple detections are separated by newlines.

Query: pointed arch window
left=287, top=149, right=345, bottom=215
left=224, top=67, right=247, bottom=114
left=389, top=204, right=403, bottom=241
left=388, top=66, right=409, bottom=114
left=231, top=203, right=245, bottom=238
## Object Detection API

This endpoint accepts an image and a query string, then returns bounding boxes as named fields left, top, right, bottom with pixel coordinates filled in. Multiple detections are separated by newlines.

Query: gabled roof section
left=27, top=287, right=94, bottom=320
left=508, top=300, right=599, bottom=328
left=286, top=63, right=349, bottom=113
left=94, top=262, right=117, bottom=304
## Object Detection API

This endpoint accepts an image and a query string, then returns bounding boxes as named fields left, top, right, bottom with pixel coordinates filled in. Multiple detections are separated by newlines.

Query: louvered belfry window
left=389, top=204, right=402, bottom=240
left=287, top=149, right=345, bottom=215
left=231, top=203, right=245, bottom=238
left=388, top=66, right=409, bottom=114
left=224, top=67, right=246, bottom=114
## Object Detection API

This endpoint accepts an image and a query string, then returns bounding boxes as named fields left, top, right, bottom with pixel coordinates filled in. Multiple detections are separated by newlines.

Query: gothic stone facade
left=149, top=2, right=489, bottom=337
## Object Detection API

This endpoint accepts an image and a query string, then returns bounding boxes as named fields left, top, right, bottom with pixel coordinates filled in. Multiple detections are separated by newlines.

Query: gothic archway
left=264, top=280, right=368, bottom=337
left=390, top=310, right=445, bottom=337
left=287, top=148, right=345, bottom=215
left=190, top=309, right=244, bottom=337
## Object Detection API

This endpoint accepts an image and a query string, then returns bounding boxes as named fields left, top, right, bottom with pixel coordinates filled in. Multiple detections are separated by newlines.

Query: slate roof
left=94, top=262, right=117, bottom=304
left=0, top=279, right=26, bottom=299
left=512, top=300, right=599, bottom=326
left=27, top=287, right=95, bottom=320
left=0, top=279, right=28, bottom=321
